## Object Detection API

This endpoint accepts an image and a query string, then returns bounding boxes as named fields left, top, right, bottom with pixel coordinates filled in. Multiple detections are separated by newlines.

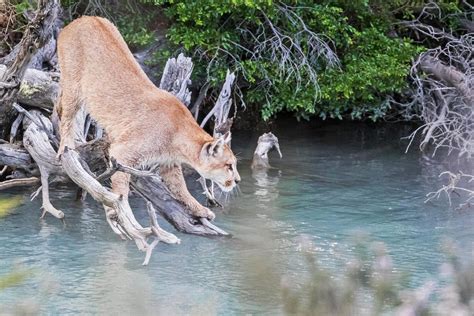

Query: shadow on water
left=1, top=120, right=473, bottom=314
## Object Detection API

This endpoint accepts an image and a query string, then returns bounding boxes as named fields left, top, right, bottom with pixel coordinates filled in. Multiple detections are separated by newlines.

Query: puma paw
left=206, top=210, right=216, bottom=221
left=194, top=207, right=215, bottom=221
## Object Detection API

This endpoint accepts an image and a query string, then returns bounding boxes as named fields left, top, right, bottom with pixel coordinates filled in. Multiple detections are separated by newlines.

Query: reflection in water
left=1, top=121, right=473, bottom=314
left=252, top=168, right=281, bottom=204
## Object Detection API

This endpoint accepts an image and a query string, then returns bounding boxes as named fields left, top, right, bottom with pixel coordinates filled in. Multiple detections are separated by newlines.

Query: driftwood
left=159, top=53, right=193, bottom=106
left=0, top=177, right=40, bottom=190
left=200, top=70, right=236, bottom=136
left=132, top=178, right=229, bottom=236
left=0, top=65, right=59, bottom=110
left=0, top=0, right=59, bottom=138
left=0, top=143, right=34, bottom=170
left=61, top=147, right=180, bottom=265
left=23, top=110, right=64, bottom=218
left=251, top=132, right=282, bottom=169
left=419, top=55, right=473, bottom=106
left=0, top=7, right=61, bottom=71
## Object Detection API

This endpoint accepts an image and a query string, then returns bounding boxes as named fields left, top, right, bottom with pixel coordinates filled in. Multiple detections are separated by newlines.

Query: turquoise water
left=1, top=122, right=473, bottom=314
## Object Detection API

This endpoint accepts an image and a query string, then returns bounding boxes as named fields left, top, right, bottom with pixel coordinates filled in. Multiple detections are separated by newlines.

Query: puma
left=56, top=16, right=241, bottom=220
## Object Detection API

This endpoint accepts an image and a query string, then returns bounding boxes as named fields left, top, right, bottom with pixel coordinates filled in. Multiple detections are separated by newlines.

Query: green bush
left=142, top=0, right=430, bottom=121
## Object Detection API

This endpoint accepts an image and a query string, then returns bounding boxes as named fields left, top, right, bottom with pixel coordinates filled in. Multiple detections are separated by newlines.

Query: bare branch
left=0, top=177, right=39, bottom=190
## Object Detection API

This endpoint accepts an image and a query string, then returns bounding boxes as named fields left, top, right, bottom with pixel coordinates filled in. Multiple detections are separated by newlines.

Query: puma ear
left=203, top=135, right=227, bottom=157
left=203, top=132, right=231, bottom=157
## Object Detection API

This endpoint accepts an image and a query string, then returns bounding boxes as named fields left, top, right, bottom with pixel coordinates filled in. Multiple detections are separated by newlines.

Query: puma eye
left=226, top=164, right=233, bottom=171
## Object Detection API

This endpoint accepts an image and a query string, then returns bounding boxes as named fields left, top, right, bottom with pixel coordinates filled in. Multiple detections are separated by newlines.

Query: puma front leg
left=160, top=164, right=215, bottom=220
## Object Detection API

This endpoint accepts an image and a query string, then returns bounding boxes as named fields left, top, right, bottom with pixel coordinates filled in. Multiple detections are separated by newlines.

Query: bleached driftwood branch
left=251, top=132, right=282, bottom=169
left=61, top=147, right=180, bottom=265
left=425, top=171, right=474, bottom=208
left=399, top=2, right=473, bottom=157
left=0, top=143, right=34, bottom=170
left=397, top=2, right=473, bottom=208
left=159, top=53, right=193, bottom=106
left=0, top=177, right=40, bottom=190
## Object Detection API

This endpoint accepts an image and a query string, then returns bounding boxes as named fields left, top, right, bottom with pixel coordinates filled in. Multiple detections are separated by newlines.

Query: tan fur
left=56, top=16, right=240, bottom=220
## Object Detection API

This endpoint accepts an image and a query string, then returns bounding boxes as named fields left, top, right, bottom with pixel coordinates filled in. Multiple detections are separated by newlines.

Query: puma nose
left=235, top=179, right=240, bottom=184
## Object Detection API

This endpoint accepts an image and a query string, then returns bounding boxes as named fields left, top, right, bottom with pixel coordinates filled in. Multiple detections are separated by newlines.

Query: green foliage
left=148, top=0, right=428, bottom=121
left=317, top=28, right=424, bottom=121
left=116, top=14, right=155, bottom=49
left=13, top=0, right=32, bottom=15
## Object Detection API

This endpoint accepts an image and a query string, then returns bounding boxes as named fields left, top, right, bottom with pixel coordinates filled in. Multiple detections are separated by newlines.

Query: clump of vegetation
left=150, top=0, right=426, bottom=121
left=279, top=237, right=474, bottom=315
left=61, top=0, right=158, bottom=49
left=0, top=0, right=31, bottom=58
left=0, top=196, right=23, bottom=217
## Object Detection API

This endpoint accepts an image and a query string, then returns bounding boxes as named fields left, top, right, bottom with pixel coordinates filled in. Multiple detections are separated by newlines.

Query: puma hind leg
left=57, top=89, right=82, bottom=156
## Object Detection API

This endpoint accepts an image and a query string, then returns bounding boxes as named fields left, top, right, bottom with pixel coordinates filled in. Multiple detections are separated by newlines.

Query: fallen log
left=132, top=177, right=229, bottom=236
left=0, top=65, right=59, bottom=110
left=0, top=143, right=34, bottom=170
left=419, top=55, right=473, bottom=106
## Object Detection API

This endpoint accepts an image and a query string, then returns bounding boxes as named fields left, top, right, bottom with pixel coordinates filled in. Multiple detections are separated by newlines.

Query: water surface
left=1, top=121, right=473, bottom=314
